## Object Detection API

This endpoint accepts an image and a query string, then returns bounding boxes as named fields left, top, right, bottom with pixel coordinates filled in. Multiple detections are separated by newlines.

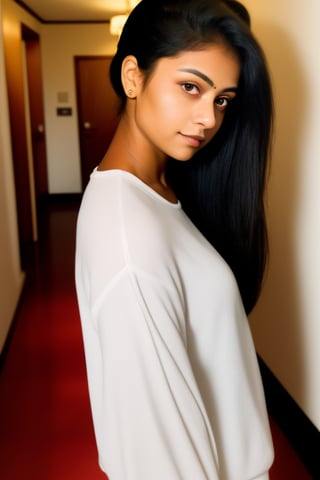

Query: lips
left=180, top=133, right=205, bottom=148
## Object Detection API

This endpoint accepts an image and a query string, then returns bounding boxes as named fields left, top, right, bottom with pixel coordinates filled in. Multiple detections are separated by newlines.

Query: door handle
left=83, top=121, right=92, bottom=129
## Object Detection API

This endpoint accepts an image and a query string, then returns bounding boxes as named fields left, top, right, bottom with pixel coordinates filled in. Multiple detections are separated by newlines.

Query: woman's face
left=132, top=43, right=240, bottom=161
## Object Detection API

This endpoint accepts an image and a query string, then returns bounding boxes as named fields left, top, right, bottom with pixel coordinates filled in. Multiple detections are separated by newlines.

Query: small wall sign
left=57, top=107, right=72, bottom=116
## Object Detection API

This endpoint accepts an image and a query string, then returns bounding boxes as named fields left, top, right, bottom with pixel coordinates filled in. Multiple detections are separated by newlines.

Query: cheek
left=140, top=95, right=183, bottom=134
left=153, top=92, right=183, bottom=121
left=137, top=91, right=161, bottom=121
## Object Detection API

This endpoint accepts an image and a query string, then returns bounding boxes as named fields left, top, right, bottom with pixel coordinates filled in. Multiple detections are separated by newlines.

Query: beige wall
left=244, top=0, right=320, bottom=430
left=41, top=24, right=118, bottom=193
left=0, top=0, right=26, bottom=352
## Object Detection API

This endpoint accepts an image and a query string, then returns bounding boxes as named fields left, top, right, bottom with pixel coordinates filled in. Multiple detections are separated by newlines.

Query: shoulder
left=76, top=169, right=183, bottom=273
left=76, top=169, right=188, bottom=307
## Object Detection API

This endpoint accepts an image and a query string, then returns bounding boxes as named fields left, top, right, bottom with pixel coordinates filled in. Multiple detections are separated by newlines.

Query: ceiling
left=15, top=0, right=140, bottom=23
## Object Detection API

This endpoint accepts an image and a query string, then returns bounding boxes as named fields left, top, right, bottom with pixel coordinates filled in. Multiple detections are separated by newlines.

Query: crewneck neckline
left=92, top=168, right=181, bottom=208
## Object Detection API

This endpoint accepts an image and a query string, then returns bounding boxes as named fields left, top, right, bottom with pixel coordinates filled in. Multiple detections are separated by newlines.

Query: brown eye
left=181, top=82, right=200, bottom=94
left=215, top=97, right=230, bottom=111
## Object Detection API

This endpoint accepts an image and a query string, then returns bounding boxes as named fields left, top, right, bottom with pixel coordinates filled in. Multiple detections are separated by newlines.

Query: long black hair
left=110, top=0, right=273, bottom=314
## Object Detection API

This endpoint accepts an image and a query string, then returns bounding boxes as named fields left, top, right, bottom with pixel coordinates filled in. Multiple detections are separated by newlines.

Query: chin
left=169, top=150, right=198, bottom=162
left=168, top=156, right=193, bottom=163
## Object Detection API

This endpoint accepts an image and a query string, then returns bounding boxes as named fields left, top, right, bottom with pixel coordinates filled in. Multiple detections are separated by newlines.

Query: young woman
left=75, top=0, right=274, bottom=478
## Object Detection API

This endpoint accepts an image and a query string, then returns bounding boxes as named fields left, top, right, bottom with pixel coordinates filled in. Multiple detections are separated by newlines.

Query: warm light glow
left=110, top=14, right=128, bottom=36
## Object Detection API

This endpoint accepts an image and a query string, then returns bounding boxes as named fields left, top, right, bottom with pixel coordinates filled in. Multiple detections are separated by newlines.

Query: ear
left=121, top=55, right=143, bottom=99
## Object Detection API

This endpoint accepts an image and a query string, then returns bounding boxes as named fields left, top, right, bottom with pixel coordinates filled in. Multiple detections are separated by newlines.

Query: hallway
left=0, top=197, right=313, bottom=479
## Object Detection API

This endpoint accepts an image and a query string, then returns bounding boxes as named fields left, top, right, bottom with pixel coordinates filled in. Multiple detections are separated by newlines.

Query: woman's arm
left=81, top=267, right=220, bottom=480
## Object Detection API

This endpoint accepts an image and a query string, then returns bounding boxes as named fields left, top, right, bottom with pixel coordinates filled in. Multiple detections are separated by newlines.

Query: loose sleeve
left=81, top=266, right=220, bottom=480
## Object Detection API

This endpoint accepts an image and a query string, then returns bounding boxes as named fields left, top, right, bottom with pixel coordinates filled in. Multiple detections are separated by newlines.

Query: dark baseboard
left=47, top=193, right=83, bottom=202
left=39, top=192, right=82, bottom=207
left=0, top=279, right=27, bottom=374
left=258, top=357, right=320, bottom=479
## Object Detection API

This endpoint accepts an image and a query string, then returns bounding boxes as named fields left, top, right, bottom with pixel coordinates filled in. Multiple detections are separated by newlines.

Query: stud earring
left=127, top=89, right=135, bottom=97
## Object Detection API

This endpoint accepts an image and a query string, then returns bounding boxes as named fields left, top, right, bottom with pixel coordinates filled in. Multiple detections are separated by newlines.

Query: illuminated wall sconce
left=110, top=14, right=128, bottom=36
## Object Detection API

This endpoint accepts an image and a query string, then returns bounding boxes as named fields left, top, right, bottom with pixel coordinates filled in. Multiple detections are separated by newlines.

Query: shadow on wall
left=250, top=21, right=309, bottom=410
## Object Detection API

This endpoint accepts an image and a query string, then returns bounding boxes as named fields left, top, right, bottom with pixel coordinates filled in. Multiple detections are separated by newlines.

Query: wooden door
left=75, top=56, right=120, bottom=190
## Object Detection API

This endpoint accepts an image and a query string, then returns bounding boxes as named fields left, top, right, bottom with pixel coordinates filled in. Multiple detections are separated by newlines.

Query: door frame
left=3, top=20, right=47, bottom=261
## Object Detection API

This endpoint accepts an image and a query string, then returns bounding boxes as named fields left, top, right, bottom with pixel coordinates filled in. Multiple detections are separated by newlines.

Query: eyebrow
left=178, top=67, right=238, bottom=93
left=179, top=68, right=215, bottom=87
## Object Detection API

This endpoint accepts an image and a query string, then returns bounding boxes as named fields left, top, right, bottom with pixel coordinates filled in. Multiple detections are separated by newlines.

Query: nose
left=194, top=98, right=216, bottom=129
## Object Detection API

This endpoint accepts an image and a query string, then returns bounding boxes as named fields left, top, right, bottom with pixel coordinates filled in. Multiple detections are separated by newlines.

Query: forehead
left=150, top=44, right=240, bottom=85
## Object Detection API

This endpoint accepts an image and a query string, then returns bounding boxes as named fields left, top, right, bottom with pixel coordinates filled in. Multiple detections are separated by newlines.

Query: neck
left=98, top=114, right=177, bottom=203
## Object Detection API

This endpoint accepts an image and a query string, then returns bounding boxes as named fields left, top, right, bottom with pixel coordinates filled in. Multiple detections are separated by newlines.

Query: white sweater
left=75, top=169, right=274, bottom=480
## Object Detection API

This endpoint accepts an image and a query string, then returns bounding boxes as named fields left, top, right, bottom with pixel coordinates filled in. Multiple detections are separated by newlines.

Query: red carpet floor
left=0, top=198, right=313, bottom=479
